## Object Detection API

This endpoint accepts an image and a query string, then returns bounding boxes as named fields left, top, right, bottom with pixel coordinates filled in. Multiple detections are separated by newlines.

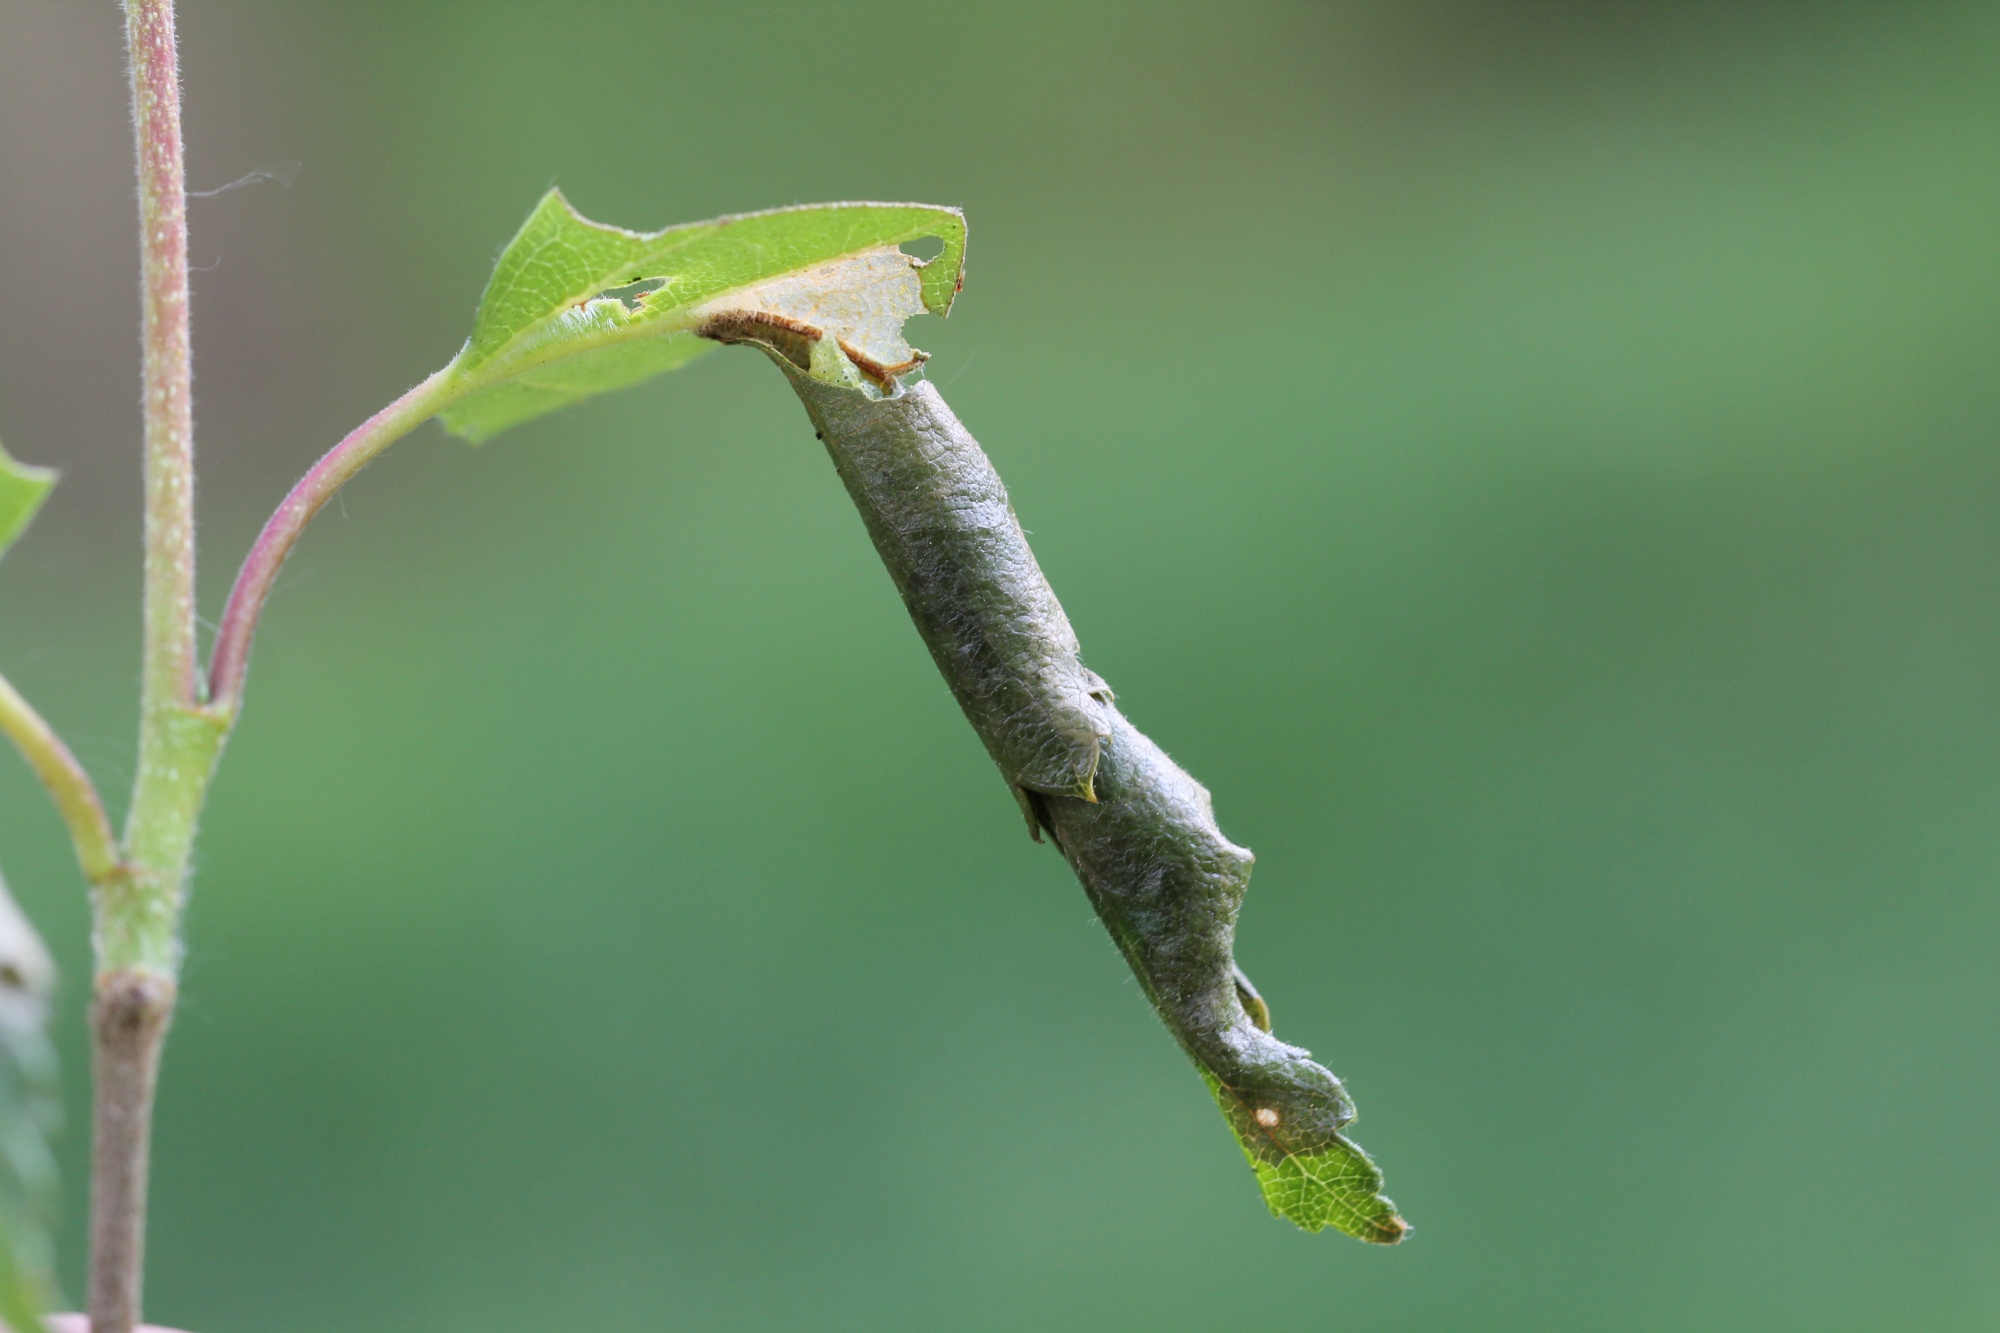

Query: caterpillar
left=835, top=338, right=930, bottom=392
left=707, top=327, right=1405, bottom=1242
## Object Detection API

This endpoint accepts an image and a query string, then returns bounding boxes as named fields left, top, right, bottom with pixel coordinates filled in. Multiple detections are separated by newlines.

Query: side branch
left=207, top=365, right=465, bottom=711
left=0, top=671, right=122, bottom=885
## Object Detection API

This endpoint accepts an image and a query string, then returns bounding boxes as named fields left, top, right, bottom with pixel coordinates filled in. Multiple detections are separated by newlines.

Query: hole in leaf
left=593, top=277, right=667, bottom=311
left=899, top=236, right=946, bottom=264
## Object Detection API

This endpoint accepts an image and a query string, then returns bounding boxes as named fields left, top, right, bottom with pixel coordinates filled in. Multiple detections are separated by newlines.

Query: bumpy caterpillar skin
left=780, top=367, right=1113, bottom=801
left=1031, top=710, right=1360, bottom=1164
left=758, top=357, right=1404, bottom=1242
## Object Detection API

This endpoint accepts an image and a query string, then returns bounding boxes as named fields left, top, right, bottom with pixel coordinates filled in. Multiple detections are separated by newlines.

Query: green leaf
left=0, top=443, right=54, bottom=562
left=439, top=191, right=967, bottom=441
left=0, top=873, right=59, bottom=1332
left=1205, top=1074, right=1406, bottom=1242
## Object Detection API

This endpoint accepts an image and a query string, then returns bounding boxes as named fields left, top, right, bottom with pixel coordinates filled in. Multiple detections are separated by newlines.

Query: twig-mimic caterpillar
left=707, top=322, right=1406, bottom=1241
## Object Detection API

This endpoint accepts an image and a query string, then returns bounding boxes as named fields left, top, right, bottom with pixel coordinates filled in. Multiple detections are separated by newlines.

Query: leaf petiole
left=0, top=673, right=122, bottom=888
left=207, top=362, right=471, bottom=712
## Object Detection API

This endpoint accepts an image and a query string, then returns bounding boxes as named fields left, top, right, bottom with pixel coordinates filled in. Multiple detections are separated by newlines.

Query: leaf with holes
left=0, top=443, right=54, bottom=563
left=437, top=191, right=967, bottom=441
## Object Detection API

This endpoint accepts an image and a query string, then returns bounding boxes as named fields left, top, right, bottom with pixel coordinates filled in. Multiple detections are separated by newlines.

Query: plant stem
left=0, top=672, right=122, bottom=887
left=118, top=0, right=215, bottom=972
left=88, top=971, right=175, bottom=1333
left=104, top=3, right=198, bottom=1329
left=126, top=0, right=197, bottom=717
left=207, top=362, right=467, bottom=712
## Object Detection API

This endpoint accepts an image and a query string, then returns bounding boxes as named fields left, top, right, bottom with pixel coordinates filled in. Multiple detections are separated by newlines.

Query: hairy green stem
left=127, top=0, right=197, bottom=718
left=120, top=0, right=213, bottom=972
left=105, top=2, right=197, bottom=1328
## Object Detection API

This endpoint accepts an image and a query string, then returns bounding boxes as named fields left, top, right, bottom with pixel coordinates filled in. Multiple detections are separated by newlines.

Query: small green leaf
left=439, top=332, right=715, bottom=443
left=440, top=191, right=967, bottom=441
left=0, top=443, right=55, bottom=562
left=0, top=873, right=59, bottom=1331
left=1205, top=1075, right=1405, bottom=1242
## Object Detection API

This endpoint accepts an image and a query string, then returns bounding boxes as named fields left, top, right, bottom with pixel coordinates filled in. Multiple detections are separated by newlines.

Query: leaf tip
left=0, top=442, right=57, bottom=561
left=1369, top=1212, right=1413, bottom=1245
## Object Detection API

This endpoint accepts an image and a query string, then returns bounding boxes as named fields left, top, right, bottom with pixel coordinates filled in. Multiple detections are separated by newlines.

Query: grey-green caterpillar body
left=783, top=363, right=1113, bottom=803
left=707, top=322, right=1405, bottom=1242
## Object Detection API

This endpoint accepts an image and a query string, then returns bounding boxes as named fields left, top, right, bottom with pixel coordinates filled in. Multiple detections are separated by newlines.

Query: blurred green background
left=3, top=2, right=2000, bottom=1328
